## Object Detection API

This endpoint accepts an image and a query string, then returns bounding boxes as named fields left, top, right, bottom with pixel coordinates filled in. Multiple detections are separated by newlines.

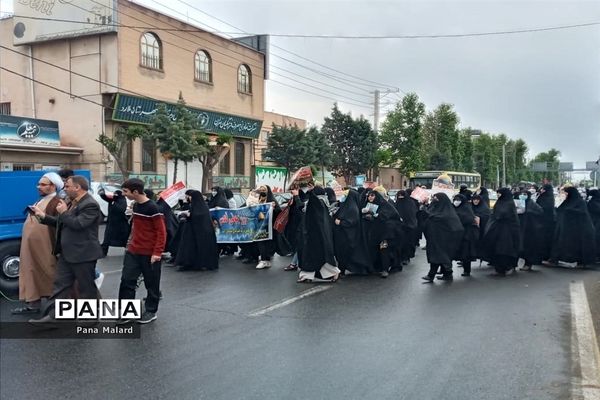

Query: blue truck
left=0, top=170, right=91, bottom=296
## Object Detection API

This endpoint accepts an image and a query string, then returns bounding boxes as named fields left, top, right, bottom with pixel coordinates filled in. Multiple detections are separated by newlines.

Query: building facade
left=0, top=0, right=266, bottom=191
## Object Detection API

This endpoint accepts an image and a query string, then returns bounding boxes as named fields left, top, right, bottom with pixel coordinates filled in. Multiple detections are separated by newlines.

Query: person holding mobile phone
left=12, top=172, right=63, bottom=315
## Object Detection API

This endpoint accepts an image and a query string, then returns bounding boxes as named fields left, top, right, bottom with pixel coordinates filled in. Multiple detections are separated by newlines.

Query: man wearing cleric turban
left=11, top=172, right=63, bottom=315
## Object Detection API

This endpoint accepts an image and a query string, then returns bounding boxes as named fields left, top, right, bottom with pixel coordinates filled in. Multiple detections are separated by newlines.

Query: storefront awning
left=0, top=143, right=84, bottom=155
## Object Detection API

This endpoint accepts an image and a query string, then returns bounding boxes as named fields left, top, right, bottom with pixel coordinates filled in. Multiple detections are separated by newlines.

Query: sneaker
left=137, top=311, right=157, bottom=324
left=116, top=318, right=132, bottom=325
left=95, top=272, right=105, bottom=289
left=256, top=261, right=271, bottom=269
left=380, top=271, right=389, bottom=278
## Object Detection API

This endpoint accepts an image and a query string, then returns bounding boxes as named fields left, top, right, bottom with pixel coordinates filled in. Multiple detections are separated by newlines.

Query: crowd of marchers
left=12, top=172, right=600, bottom=326
left=102, top=179, right=600, bottom=285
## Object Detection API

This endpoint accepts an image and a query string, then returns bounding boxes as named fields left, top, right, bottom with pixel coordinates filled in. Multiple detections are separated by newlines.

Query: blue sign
left=0, top=115, right=60, bottom=146
left=355, top=175, right=366, bottom=186
left=210, top=204, right=272, bottom=243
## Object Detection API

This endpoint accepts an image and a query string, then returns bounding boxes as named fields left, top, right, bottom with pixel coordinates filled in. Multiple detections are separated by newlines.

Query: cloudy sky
left=2, top=0, right=599, bottom=171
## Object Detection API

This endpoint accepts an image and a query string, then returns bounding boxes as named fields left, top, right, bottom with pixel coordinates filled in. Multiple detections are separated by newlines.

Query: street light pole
left=502, top=144, right=506, bottom=187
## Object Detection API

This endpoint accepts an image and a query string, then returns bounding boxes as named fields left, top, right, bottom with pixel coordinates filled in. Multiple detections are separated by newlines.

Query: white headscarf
left=42, top=172, right=64, bottom=191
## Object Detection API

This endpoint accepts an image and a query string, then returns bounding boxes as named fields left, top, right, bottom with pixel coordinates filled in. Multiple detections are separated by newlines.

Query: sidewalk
left=584, top=273, right=600, bottom=349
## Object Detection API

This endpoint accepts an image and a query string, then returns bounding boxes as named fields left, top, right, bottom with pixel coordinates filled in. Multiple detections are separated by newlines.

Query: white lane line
left=247, top=285, right=332, bottom=317
left=103, top=269, right=122, bottom=275
left=570, top=282, right=600, bottom=400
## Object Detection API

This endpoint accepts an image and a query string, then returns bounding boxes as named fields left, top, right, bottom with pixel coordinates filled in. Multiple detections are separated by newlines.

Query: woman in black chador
left=421, top=193, right=464, bottom=282
left=209, top=186, right=229, bottom=209
left=549, top=186, right=597, bottom=266
left=536, top=184, right=556, bottom=262
left=333, top=189, right=371, bottom=275
left=99, top=189, right=130, bottom=257
left=175, top=190, right=219, bottom=271
left=588, top=188, right=600, bottom=263
left=156, top=196, right=179, bottom=256
left=297, top=185, right=340, bottom=283
left=362, top=188, right=403, bottom=278
left=452, top=194, right=479, bottom=277
left=395, top=190, right=418, bottom=266
left=471, top=194, right=491, bottom=262
left=482, top=188, right=521, bottom=276
left=517, top=190, right=545, bottom=271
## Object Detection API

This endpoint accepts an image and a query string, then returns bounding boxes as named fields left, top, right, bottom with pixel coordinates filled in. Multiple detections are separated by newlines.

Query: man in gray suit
left=29, top=175, right=104, bottom=325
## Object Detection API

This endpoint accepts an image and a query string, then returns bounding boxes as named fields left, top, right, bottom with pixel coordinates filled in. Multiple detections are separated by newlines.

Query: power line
left=13, top=14, right=599, bottom=38
left=0, top=66, right=111, bottom=110
left=159, top=0, right=401, bottom=90
left=268, top=80, right=372, bottom=109
left=65, top=0, right=374, bottom=106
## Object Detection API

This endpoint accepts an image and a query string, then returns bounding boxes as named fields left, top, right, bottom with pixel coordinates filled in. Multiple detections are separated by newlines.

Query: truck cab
left=0, top=170, right=91, bottom=296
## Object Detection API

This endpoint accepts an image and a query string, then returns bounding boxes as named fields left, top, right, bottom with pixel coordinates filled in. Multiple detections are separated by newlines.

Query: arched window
left=237, top=64, right=251, bottom=93
left=235, top=142, right=245, bottom=175
left=194, top=50, right=212, bottom=83
left=140, top=32, right=162, bottom=70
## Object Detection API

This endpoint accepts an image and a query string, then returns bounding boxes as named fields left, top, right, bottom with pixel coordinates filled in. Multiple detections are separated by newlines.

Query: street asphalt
left=1, top=243, right=598, bottom=400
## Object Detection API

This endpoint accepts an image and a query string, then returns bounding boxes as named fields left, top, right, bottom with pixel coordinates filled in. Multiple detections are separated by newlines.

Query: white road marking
left=247, top=285, right=332, bottom=317
left=570, top=282, right=600, bottom=400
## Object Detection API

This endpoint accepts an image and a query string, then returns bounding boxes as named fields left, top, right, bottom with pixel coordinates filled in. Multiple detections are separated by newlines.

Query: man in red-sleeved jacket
left=119, top=178, right=166, bottom=324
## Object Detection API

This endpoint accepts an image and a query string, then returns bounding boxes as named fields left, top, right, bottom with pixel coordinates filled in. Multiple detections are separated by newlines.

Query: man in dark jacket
left=29, top=175, right=104, bottom=325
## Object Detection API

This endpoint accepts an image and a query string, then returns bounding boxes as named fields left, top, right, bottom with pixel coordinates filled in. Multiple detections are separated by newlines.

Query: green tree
left=306, top=126, right=333, bottom=185
left=472, top=132, right=501, bottom=187
left=264, top=124, right=315, bottom=188
left=421, top=103, right=460, bottom=169
left=322, top=104, right=377, bottom=185
left=97, top=124, right=148, bottom=180
left=379, top=92, right=426, bottom=175
left=194, top=133, right=232, bottom=191
left=457, top=129, right=474, bottom=171
left=148, top=97, right=201, bottom=184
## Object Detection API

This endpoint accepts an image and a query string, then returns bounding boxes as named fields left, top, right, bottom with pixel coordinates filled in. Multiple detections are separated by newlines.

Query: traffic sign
left=586, top=161, right=600, bottom=171
left=558, top=162, right=573, bottom=171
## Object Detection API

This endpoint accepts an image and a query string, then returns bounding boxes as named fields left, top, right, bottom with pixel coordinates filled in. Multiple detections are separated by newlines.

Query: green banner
left=111, top=94, right=262, bottom=139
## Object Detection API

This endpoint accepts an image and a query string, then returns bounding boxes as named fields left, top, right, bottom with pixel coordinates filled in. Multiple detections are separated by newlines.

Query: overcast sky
left=2, top=0, right=599, bottom=170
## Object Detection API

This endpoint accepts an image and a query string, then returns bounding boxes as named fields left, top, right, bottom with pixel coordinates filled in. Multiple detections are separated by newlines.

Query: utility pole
left=502, top=143, right=506, bottom=187
left=373, top=90, right=380, bottom=133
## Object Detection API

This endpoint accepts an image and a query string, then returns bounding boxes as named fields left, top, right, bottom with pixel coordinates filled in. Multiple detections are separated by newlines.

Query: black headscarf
left=493, top=188, right=519, bottom=221
left=395, top=190, right=417, bottom=229
left=453, top=194, right=476, bottom=227
left=536, top=184, right=555, bottom=210
left=224, top=188, right=234, bottom=200
left=334, top=189, right=360, bottom=226
left=209, top=186, right=229, bottom=208
left=471, top=194, right=491, bottom=217
left=478, top=187, right=490, bottom=207
left=559, top=187, right=588, bottom=214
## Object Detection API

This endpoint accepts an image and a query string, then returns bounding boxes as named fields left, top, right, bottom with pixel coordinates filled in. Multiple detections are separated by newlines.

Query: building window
left=194, top=50, right=212, bottom=83
left=13, top=163, right=34, bottom=171
left=141, top=138, right=156, bottom=172
left=140, top=32, right=162, bottom=70
left=219, top=149, right=230, bottom=175
left=0, top=102, right=10, bottom=115
left=237, top=64, right=251, bottom=94
left=235, top=142, right=245, bottom=175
